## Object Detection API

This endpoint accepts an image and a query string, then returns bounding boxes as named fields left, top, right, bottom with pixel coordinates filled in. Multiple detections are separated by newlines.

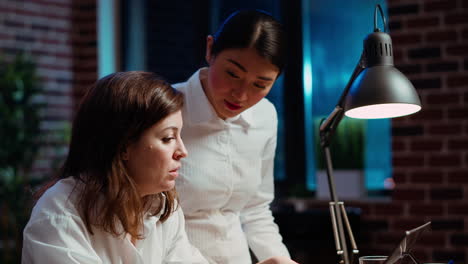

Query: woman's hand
left=257, top=256, right=299, bottom=264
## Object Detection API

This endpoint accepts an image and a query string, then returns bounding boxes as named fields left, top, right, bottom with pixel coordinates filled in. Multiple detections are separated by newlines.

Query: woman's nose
left=174, top=140, right=188, bottom=160
left=231, top=85, right=248, bottom=101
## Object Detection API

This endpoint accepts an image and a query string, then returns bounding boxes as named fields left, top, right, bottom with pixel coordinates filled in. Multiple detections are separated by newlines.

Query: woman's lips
left=224, top=100, right=242, bottom=110
left=169, top=168, right=179, bottom=178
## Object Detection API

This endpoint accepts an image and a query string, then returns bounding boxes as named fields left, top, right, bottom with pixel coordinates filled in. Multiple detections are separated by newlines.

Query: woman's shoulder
left=251, top=98, right=278, bottom=124
left=31, top=177, right=81, bottom=221
left=172, top=68, right=203, bottom=92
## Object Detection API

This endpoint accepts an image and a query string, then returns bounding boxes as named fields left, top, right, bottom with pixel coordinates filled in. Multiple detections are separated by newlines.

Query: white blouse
left=22, top=177, right=207, bottom=264
left=174, top=68, right=290, bottom=264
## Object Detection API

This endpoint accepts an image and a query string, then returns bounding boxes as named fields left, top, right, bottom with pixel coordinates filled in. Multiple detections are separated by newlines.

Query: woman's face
left=203, top=37, right=280, bottom=119
left=125, top=110, right=187, bottom=196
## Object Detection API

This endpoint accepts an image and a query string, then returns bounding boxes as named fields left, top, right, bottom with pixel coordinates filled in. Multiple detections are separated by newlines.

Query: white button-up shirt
left=174, top=68, right=290, bottom=264
left=22, top=177, right=207, bottom=264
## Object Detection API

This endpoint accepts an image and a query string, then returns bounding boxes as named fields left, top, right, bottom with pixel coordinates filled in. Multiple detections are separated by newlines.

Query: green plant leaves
left=314, top=116, right=366, bottom=170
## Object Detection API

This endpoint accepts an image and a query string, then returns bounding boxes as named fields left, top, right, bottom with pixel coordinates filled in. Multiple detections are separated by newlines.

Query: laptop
left=383, top=221, right=431, bottom=264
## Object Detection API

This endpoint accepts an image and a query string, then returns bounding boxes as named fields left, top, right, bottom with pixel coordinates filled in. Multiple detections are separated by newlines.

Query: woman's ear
left=205, top=35, right=214, bottom=64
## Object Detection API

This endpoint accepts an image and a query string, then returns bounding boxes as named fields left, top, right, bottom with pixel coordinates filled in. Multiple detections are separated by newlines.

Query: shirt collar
left=229, top=106, right=253, bottom=128
left=185, top=68, right=218, bottom=125
left=186, top=68, right=253, bottom=128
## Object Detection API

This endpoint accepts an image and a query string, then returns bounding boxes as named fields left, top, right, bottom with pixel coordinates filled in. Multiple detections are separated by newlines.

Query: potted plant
left=0, top=53, right=44, bottom=264
left=314, top=116, right=366, bottom=199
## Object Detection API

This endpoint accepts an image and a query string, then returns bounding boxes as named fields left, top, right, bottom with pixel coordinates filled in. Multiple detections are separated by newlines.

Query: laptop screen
left=383, top=221, right=431, bottom=264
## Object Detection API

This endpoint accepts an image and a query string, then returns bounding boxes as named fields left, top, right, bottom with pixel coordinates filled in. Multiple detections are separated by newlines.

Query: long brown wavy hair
left=36, top=71, right=184, bottom=240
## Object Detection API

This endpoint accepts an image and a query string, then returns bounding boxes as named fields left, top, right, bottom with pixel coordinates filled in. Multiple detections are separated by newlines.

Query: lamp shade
left=343, top=30, right=421, bottom=119
left=344, top=65, right=421, bottom=119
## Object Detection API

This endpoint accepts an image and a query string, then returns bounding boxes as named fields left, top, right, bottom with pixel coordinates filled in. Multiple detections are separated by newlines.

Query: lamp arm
left=318, top=52, right=366, bottom=264
left=319, top=52, right=366, bottom=143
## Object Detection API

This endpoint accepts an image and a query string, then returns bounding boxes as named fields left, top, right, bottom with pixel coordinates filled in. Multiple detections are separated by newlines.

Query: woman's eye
left=227, top=71, right=239, bottom=78
left=254, top=83, right=266, bottom=89
left=162, top=137, right=175, bottom=143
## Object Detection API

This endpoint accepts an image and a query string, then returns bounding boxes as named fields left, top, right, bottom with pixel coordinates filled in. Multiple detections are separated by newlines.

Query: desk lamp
left=318, top=4, right=421, bottom=264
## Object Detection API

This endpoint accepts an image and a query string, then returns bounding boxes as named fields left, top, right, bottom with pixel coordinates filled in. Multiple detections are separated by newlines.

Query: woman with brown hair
left=21, top=71, right=296, bottom=264
left=21, top=71, right=207, bottom=264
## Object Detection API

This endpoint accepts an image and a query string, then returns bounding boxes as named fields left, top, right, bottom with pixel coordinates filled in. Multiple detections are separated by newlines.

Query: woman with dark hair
left=21, top=71, right=207, bottom=263
left=174, top=10, right=296, bottom=264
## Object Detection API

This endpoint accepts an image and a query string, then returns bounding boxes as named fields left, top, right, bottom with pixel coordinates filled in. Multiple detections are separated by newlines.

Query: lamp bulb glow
left=345, top=103, right=421, bottom=119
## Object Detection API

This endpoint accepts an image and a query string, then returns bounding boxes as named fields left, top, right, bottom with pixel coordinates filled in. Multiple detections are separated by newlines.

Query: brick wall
left=356, top=0, right=468, bottom=262
left=0, top=0, right=97, bottom=179
left=280, top=1, right=468, bottom=263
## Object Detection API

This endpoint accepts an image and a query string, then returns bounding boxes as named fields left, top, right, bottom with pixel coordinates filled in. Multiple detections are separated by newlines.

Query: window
left=302, top=0, right=392, bottom=198
left=119, top=0, right=392, bottom=199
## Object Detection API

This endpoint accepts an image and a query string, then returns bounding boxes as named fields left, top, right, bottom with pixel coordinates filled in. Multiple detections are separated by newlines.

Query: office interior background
left=1, top=0, right=467, bottom=263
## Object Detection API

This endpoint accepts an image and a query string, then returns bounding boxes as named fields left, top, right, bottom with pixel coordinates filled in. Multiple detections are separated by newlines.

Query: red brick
left=409, top=204, right=444, bottom=215
left=392, top=171, right=409, bottom=184
left=447, top=169, right=468, bottom=183
left=426, top=92, right=460, bottom=104
left=463, top=28, right=468, bottom=40
left=406, top=16, right=440, bottom=28
left=8, top=6, right=70, bottom=20
left=3, top=19, right=26, bottom=28
left=451, top=234, right=468, bottom=246
left=429, top=154, right=462, bottom=167
left=396, top=63, right=422, bottom=75
left=448, top=204, right=468, bottom=215
left=392, top=139, right=407, bottom=151
left=392, top=188, right=425, bottom=201
left=444, top=12, right=468, bottom=25
left=37, top=63, right=73, bottom=71
left=446, top=44, right=468, bottom=56
left=391, top=33, right=423, bottom=45
left=37, top=37, right=63, bottom=45
left=448, top=139, right=468, bottom=150
left=393, top=155, right=425, bottom=167
left=374, top=204, right=405, bottom=216
left=448, top=107, right=468, bottom=119
left=417, top=233, right=446, bottom=247
left=29, top=0, right=72, bottom=8
left=374, top=231, right=402, bottom=245
left=426, top=30, right=458, bottom=42
left=411, top=109, right=443, bottom=121
left=393, top=48, right=404, bottom=61
left=426, top=61, right=459, bottom=72
left=411, top=170, right=443, bottom=183
left=392, top=125, right=424, bottom=136
left=410, top=77, right=441, bottom=89
left=410, top=139, right=443, bottom=151
left=389, top=4, right=419, bottom=16
left=408, top=47, right=441, bottom=59
left=428, top=124, right=463, bottom=135
left=424, top=0, right=458, bottom=12
left=432, top=219, right=464, bottom=230
left=430, top=187, right=464, bottom=200
left=389, top=20, right=403, bottom=31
